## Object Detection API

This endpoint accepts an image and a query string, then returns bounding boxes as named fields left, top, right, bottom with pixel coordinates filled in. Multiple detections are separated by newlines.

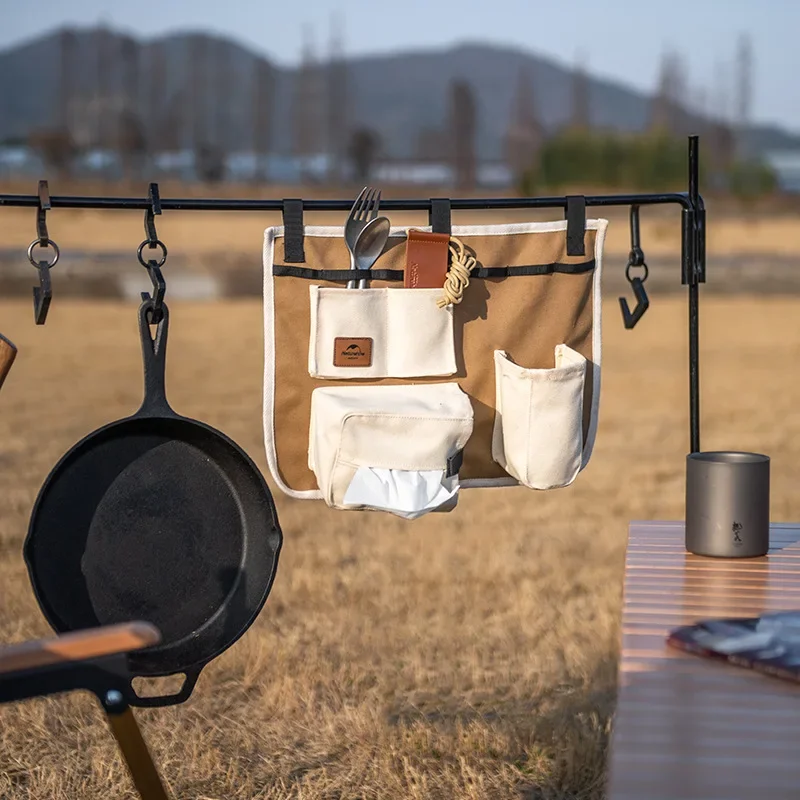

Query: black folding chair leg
left=0, top=624, right=172, bottom=800
left=104, top=702, right=171, bottom=800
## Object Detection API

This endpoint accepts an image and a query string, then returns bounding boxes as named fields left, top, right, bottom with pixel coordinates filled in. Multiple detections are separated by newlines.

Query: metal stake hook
left=27, top=180, right=60, bottom=325
left=137, top=183, right=167, bottom=324
left=619, top=205, right=650, bottom=330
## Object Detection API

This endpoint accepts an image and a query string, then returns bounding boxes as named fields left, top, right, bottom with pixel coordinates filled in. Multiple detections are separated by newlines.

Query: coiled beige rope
left=437, top=236, right=477, bottom=308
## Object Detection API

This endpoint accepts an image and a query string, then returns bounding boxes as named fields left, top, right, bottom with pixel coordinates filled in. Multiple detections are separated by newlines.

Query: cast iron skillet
left=23, top=299, right=282, bottom=707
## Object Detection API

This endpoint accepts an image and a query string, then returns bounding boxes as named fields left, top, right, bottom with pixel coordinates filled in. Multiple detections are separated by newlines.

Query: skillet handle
left=137, top=298, right=173, bottom=417
left=127, top=666, right=202, bottom=708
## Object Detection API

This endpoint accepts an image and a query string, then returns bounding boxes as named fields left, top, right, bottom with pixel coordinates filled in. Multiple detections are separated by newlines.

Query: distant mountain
left=1, top=27, right=798, bottom=161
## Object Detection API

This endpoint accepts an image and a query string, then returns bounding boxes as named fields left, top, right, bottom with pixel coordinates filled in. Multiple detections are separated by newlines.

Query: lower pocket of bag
left=308, top=382, right=474, bottom=518
left=491, top=346, right=586, bottom=490
left=308, top=285, right=457, bottom=379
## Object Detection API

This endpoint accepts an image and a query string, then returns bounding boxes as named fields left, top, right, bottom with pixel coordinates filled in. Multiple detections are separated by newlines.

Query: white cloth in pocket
left=308, top=382, right=474, bottom=518
left=492, top=346, right=586, bottom=490
left=308, top=286, right=457, bottom=379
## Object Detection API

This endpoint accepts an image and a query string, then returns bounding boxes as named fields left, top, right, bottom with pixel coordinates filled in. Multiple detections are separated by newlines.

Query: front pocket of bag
left=491, top=346, right=586, bottom=490
left=308, top=382, right=474, bottom=517
left=308, top=286, right=456, bottom=379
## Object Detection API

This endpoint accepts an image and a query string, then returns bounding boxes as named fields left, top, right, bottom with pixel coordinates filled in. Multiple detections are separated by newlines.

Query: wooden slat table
left=607, top=521, right=800, bottom=800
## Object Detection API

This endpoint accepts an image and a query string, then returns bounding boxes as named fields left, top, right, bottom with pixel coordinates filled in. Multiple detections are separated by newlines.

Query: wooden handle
left=0, top=333, right=16, bottom=391
left=0, top=622, right=161, bottom=676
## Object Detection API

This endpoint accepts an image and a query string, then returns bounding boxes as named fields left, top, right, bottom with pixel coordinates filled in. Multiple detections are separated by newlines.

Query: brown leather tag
left=333, top=337, right=373, bottom=367
left=404, top=229, right=450, bottom=288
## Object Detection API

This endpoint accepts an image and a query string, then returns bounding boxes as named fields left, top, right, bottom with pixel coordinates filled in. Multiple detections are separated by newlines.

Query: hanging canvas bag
left=262, top=214, right=608, bottom=516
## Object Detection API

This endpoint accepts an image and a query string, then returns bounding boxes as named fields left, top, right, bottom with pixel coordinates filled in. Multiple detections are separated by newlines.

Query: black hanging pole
left=687, top=134, right=702, bottom=454
left=0, top=192, right=694, bottom=212
left=0, top=136, right=706, bottom=451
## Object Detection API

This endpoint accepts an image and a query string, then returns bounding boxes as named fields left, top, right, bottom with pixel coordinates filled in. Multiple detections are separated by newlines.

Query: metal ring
left=625, top=260, right=649, bottom=283
left=137, top=239, right=168, bottom=268
left=27, top=238, right=60, bottom=269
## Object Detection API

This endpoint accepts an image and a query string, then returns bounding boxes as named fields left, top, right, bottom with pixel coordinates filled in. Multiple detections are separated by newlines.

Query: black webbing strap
left=272, top=260, right=595, bottom=282
left=429, top=198, right=452, bottom=234
left=565, top=195, right=586, bottom=257
left=282, top=199, right=305, bottom=263
left=274, top=266, right=405, bottom=282
left=446, top=449, right=464, bottom=478
left=473, top=262, right=594, bottom=278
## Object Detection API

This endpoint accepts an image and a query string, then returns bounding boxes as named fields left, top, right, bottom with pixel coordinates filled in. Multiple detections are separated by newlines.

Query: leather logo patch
left=333, top=337, right=372, bottom=367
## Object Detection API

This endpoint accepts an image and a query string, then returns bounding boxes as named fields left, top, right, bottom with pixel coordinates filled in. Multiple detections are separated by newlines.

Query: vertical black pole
left=687, top=135, right=701, bottom=453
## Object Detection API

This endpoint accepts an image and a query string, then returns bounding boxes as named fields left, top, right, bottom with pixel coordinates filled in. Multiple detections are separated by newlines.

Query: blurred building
left=763, top=151, right=800, bottom=193
left=0, top=145, right=513, bottom=188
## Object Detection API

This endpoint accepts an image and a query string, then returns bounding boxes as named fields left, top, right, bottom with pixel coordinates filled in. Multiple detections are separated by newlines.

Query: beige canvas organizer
left=262, top=219, right=608, bottom=508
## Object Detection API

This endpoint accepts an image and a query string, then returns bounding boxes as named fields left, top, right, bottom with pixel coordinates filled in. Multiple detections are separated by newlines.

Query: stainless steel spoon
left=353, top=216, right=391, bottom=289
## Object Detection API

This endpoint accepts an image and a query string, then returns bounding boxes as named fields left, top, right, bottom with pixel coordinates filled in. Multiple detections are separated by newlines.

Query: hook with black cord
left=619, top=204, right=650, bottom=329
left=27, top=180, right=60, bottom=325
left=137, top=183, right=168, bottom=324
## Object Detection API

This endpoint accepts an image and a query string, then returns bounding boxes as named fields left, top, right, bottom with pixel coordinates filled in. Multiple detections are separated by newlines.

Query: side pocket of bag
left=491, top=346, right=586, bottom=490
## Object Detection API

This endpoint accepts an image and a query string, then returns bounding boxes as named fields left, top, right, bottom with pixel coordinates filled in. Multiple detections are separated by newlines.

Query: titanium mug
left=685, top=451, right=770, bottom=558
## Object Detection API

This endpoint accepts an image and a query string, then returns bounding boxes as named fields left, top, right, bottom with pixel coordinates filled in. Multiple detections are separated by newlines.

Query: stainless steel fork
left=345, top=186, right=381, bottom=289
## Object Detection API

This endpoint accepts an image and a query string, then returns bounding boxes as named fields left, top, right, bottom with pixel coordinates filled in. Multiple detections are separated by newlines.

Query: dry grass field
left=1, top=289, right=800, bottom=799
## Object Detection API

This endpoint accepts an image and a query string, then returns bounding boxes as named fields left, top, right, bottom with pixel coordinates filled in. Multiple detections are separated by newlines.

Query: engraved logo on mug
left=732, top=521, right=743, bottom=546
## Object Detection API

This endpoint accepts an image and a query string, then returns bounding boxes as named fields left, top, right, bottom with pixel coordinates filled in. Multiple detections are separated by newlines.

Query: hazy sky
left=3, top=0, right=799, bottom=132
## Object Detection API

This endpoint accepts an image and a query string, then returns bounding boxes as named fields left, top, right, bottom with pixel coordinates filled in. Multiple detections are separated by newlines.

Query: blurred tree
left=29, top=128, right=77, bottom=177
left=195, top=144, right=226, bottom=183
left=117, top=110, right=147, bottom=180
left=635, top=131, right=686, bottom=189
left=159, top=92, right=188, bottom=155
left=146, top=41, right=169, bottom=161
left=186, top=35, right=226, bottom=182
left=415, top=127, right=446, bottom=162
left=569, top=56, right=590, bottom=131
left=707, top=119, right=737, bottom=182
left=649, top=49, right=690, bottom=136
left=120, top=36, right=139, bottom=113
left=209, top=38, right=234, bottom=159
left=94, top=25, right=116, bottom=156
left=59, top=29, right=77, bottom=145
left=213, top=38, right=232, bottom=156
left=292, top=26, right=323, bottom=180
left=595, top=133, right=627, bottom=187
left=734, top=32, right=753, bottom=160
left=448, top=79, right=477, bottom=189
left=535, top=129, right=594, bottom=188
left=729, top=159, right=776, bottom=201
left=325, top=13, right=348, bottom=183
left=504, top=66, right=545, bottom=183
left=347, top=127, right=381, bottom=182
left=529, top=129, right=689, bottom=193
left=119, top=35, right=143, bottom=179
left=189, top=35, right=209, bottom=166
left=712, top=58, right=733, bottom=127
left=252, top=58, right=275, bottom=183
